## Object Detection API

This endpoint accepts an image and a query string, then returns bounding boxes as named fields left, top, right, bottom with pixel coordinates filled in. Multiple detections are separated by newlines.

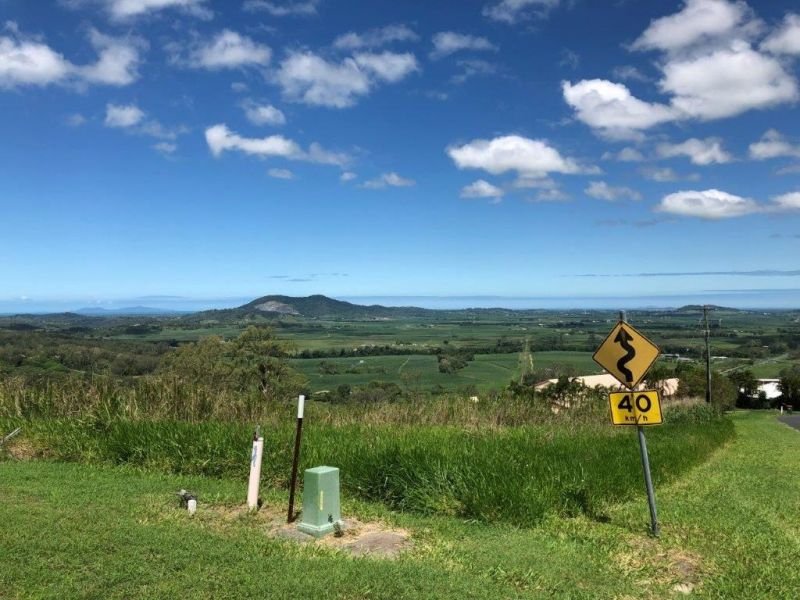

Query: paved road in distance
left=778, top=414, right=800, bottom=431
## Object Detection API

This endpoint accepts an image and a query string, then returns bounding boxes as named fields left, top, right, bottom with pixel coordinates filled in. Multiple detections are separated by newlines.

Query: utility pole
left=704, top=305, right=712, bottom=404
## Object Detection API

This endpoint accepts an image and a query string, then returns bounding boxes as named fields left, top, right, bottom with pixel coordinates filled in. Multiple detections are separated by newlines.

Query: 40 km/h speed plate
left=608, top=390, right=663, bottom=426
left=593, top=321, right=660, bottom=388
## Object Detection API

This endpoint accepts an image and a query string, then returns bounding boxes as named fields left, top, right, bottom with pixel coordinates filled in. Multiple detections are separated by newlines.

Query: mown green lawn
left=1, top=412, right=798, bottom=599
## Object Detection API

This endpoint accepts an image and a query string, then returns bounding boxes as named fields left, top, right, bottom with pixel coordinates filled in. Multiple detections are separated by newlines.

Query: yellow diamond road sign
left=608, top=390, right=664, bottom=426
left=593, top=321, right=660, bottom=388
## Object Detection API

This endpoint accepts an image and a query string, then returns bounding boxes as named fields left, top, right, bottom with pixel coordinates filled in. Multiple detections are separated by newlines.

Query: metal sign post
left=287, top=395, right=305, bottom=523
left=595, top=311, right=660, bottom=537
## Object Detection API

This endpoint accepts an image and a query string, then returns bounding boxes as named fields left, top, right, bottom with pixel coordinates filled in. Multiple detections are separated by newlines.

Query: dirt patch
left=615, top=533, right=707, bottom=594
left=161, top=500, right=411, bottom=559
left=2, top=438, right=38, bottom=461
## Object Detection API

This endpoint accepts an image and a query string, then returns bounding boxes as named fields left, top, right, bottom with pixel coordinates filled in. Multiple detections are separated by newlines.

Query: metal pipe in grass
left=287, top=395, right=305, bottom=523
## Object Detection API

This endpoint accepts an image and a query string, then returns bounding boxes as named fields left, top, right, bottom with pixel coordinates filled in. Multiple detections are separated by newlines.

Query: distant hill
left=673, top=304, right=740, bottom=313
left=194, top=294, right=436, bottom=320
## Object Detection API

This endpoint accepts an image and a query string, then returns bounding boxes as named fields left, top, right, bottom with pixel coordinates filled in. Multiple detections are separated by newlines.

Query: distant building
left=756, top=379, right=782, bottom=400
left=535, top=374, right=679, bottom=397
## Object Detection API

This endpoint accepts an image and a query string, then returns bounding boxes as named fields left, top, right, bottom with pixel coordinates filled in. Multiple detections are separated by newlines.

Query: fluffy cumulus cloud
left=183, top=30, right=271, bottom=70
left=447, top=135, right=585, bottom=178
left=64, top=0, right=211, bottom=20
left=561, top=80, right=676, bottom=140
left=460, top=179, right=504, bottom=200
left=564, top=1, right=799, bottom=136
left=204, top=124, right=349, bottom=167
left=103, top=0, right=210, bottom=20
left=657, top=188, right=800, bottom=218
left=105, top=103, right=184, bottom=147
left=749, top=129, right=800, bottom=159
left=242, top=101, right=286, bottom=126
left=340, top=171, right=357, bottom=182
left=104, top=103, right=145, bottom=127
left=656, top=137, right=732, bottom=165
left=585, top=181, right=642, bottom=202
left=242, top=0, right=319, bottom=17
left=361, top=172, right=415, bottom=189
left=631, top=0, right=756, bottom=54
left=483, top=0, right=560, bottom=24
left=762, top=14, right=800, bottom=55
left=275, top=51, right=417, bottom=108
left=0, top=25, right=142, bottom=89
left=333, top=25, right=418, bottom=50
left=430, top=32, right=496, bottom=59
left=656, top=189, right=759, bottom=218
left=660, top=41, right=797, bottom=120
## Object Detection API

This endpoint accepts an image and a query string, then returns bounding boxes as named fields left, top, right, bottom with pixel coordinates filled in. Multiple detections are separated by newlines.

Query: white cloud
left=460, top=179, right=504, bottom=200
left=65, top=0, right=212, bottom=20
left=79, top=29, right=143, bottom=85
left=561, top=79, right=676, bottom=139
left=0, top=26, right=141, bottom=89
left=361, top=172, right=415, bottom=189
left=105, top=103, right=184, bottom=143
left=656, top=188, right=759, bottom=218
left=772, top=191, right=800, bottom=210
left=353, top=51, right=418, bottom=82
left=447, top=135, right=585, bottom=178
left=602, top=147, right=645, bottom=162
left=242, top=0, right=318, bottom=17
left=657, top=137, right=732, bottom=165
left=430, top=32, right=496, bottom=59
left=585, top=181, right=642, bottom=202
left=185, top=30, right=271, bottom=70
left=242, top=101, right=286, bottom=126
left=762, top=13, right=800, bottom=55
left=204, top=123, right=349, bottom=167
left=749, top=129, right=800, bottom=159
left=660, top=41, right=797, bottom=120
left=483, top=0, right=560, bottom=24
left=632, top=0, right=756, bottom=54
left=275, top=50, right=416, bottom=108
left=340, top=171, right=357, bottom=182
left=333, top=25, right=418, bottom=50
left=565, top=2, right=799, bottom=136
left=268, top=167, right=294, bottom=179
left=105, top=103, right=145, bottom=127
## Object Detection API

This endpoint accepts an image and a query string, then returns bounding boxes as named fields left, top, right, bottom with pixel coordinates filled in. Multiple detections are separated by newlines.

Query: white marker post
left=287, top=395, right=305, bottom=523
left=247, top=429, right=264, bottom=511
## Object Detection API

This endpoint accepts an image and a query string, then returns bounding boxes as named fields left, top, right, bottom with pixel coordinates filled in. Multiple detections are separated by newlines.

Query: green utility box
left=297, top=466, right=341, bottom=538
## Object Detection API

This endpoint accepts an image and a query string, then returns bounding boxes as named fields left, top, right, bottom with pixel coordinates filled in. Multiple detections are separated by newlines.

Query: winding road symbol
left=614, top=328, right=636, bottom=384
left=592, top=321, right=660, bottom=389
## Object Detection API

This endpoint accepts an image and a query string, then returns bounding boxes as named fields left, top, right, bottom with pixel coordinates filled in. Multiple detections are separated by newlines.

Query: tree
left=161, top=326, right=307, bottom=402
left=729, top=369, right=760, bottom=408
left=779, top=366, right=800, bottom=406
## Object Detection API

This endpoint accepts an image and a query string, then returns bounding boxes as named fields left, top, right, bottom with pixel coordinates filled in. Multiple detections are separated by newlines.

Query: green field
left=289, top=351, right=602, bottom=393
left=1, top=412, right=798, bottom=598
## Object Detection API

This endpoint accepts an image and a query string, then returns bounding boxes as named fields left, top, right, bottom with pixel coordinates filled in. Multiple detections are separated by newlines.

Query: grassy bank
left=1, top=403, right=731, bottom=525
left=0, top=412, right=796, bottom=599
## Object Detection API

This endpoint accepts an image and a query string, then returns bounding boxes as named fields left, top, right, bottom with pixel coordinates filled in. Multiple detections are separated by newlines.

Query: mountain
left=195, top=294, right=436, bottom=320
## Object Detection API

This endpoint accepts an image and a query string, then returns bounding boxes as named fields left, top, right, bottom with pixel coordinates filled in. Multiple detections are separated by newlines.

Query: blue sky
left=2, top=0, right=800, bottom=311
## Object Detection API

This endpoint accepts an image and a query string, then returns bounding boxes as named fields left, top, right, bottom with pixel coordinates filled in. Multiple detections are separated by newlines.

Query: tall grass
left=1, top=403, right=732, bottom=526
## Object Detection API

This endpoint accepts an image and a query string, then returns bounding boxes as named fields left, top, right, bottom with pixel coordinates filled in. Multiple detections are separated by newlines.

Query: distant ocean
left=2, top=290, right=799, bottom=315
